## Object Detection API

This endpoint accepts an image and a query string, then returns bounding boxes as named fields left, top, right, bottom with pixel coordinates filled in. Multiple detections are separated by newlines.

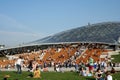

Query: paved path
left=1, top=67, right=120, bottom=72
left=0, top=67, right=75, bottom=72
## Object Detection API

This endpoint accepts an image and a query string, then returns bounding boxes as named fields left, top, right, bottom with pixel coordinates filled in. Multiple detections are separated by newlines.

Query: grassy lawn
left=0, top=71, right=93, bottom=80
left=112, top=52, right=120, bottom=63
left=0, top=71, right=120, bottom=80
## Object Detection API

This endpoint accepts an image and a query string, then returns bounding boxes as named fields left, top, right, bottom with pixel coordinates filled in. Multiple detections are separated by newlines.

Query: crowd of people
left=0, top=43, right=119, bottom=80
left=9, top=54, right=115, bottom=80
left=76, top=56, right=115, bottom=80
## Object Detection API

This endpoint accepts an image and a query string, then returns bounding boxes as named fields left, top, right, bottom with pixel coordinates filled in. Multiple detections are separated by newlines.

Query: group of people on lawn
left=79, top=56, right=113, bottom=80
left=3, top=56, right=41, bottom=80
left=7, top=55, right=114, bottom=80
left=15, top=56, right=41, bottom=78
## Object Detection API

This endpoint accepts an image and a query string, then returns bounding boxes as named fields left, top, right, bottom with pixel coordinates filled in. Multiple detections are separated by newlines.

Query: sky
left=0, top=0, right=120, bottom=47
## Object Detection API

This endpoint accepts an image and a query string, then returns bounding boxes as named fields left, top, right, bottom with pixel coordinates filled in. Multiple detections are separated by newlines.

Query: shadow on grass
left=85, top=77, right=95, bottom=80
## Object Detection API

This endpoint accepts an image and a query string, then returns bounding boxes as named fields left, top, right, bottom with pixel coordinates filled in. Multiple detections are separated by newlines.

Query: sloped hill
left=33, top=22, right=120, bottom=44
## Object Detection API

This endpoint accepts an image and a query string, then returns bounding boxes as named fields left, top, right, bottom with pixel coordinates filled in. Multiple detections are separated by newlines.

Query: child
left=33, top=67, right=41, bottom=78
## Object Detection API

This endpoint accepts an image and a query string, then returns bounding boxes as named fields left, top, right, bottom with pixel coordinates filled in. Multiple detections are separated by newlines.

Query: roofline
left=0, top=41, right=119, bottom=51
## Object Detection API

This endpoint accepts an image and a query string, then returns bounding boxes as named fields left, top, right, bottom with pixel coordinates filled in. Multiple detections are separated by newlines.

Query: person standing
left=88, top=56, right=94, bottom=73
left=15, top=56, right=23, bottom=74
left=32, top=60, right=38, bottom=72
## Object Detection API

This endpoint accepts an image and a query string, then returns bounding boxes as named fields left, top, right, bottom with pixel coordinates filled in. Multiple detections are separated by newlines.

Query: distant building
left=0, top=45, right=5, bottom=49
left=118, top=37, right=120, bottom=44
left=88, top=22, right=91, bottom=26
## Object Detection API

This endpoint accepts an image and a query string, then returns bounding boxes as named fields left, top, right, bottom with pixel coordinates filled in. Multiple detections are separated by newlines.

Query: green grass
left=0, top=71, right=120, bottom=80
left=112, top=52, right=120, bottom=63
left=112, top=72, right=120, bottom=80
left=0, top=71, right=93, bottom=80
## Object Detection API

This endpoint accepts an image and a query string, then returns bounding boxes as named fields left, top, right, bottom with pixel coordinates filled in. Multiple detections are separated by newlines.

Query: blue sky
left=0, top=0, right=120, bottom=47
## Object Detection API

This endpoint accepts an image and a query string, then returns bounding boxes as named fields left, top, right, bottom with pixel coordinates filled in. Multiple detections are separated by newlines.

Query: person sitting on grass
left=105, top=71, right=112, bottom=80
left=81, top=67, right=87, bottom=76
left=110, top=67, right=115, bottom=74
left=3, top=75, right=10, bottom=80
left=80, top=68, right=92, bottom=77
left=33, top=67, right=41, bottom=78
left=94, top=68, right=104, bottom=80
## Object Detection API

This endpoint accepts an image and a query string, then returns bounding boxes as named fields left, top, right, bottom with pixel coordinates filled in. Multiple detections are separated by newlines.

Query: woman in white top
left=105, top=72, right=112, bottom=80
